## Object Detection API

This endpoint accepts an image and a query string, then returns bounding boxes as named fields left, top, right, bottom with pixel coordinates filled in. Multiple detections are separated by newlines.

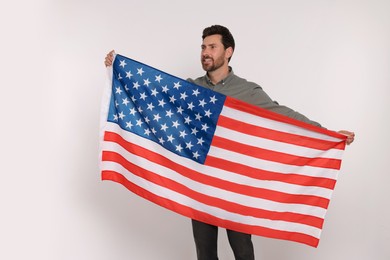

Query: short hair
left=202, top=25, right=235, bottom=61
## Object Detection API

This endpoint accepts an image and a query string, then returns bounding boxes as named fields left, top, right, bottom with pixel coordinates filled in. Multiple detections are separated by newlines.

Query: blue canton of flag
left=108, top=54, right=226, bottom=164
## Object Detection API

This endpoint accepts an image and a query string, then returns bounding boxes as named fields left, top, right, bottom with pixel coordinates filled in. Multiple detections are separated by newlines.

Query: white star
left=195, top=113, right=202, bottom=121
left=210, top=95, right=218, bottom=104
left=115, top=86, right=123, bottom=94
left=173, top=82, right=181, bottom=89
left=126, top=71, right=133, bottom=79
left=158, top=99, right=166, bottom=107
left=201, top=123, right=209, bottom=132
left=118, top=111, right=125, bottom=120
left=153, top=113, right=161, bottom=122
left=115, top=100, right=119, bottom=107
left=177, top=106, right=184, bottom=114
left=161, top=123, right=168, bottom=132
left=167, top=135, right=175, bottom=143
left=184, top=116, right=192, bottom=125
left=151, top=89, right=159, bottom=97
left=175, top=144, right=183, bottom=152
left=144, top=128, right=151, bottom=136
left=113, top=114, right=119, bottom=121
left=192, top=151, right=200, bottom=159
left=155, top=74, right=163, bottom=83
left=117, top=73, right=122, bottom=80
left=187, top=102, right=195, bottom=110
left=169, top=95, right=177, bottom=103
left=199, top=99, right=207, bottom=107
left=197, top=137, right=205, bottom=145
left=122, top=98, right=130, bottom=106
left=166, top=109, right=174, bottom=118
left=179, top=130, right=187, bottom=138
left=126, top=121, right=133, bottom=129
left=147, top=102, right=155, bottom=111
left=159, top=137, right=165, bottom=144
left=172, top=120, right=180, bottom=128
left=136, top=119, right=143, bottom=127
left=137, top=67, right=144, bottom=76
left=191, top=127, right=199, bottom=135
left=124, top=84, right=129, bottom=91
left=151, top=128, right=157, bottom=135
left=162, top=85, right=169, bottom=93
left=133, top=81, right=140, bottom=90
left=204, top=109, right=212, bottom=117
left=192, top=89, right=200, bottom=96
left=144, top=116, right=150, bottom=124
left=143, top=78, right=151, bottom=86
left=186, top=141, right=194, bottom=150
left=119, top=60, right=127, bottom=68
left=140, top=92, right=148, bottom=100
left=180, top=92, right=188, bottom=100
left=129, top=107, right=137, bottom=116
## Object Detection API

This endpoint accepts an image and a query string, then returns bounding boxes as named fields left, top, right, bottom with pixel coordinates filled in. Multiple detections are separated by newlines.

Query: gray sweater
left=188, top=68, right=321, bottom=127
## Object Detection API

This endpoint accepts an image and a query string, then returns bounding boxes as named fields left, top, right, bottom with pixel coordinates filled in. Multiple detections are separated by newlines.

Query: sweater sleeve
left=188, top=76, right=322, bottom=127
left=248, top=84, right=322, bottom=127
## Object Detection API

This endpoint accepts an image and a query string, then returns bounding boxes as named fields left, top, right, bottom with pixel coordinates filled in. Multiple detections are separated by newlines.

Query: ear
left=225, top=47, right=233, bottom=60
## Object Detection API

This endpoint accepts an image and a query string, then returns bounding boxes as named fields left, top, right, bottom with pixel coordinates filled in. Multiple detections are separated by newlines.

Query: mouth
left=202, top=57, right=213, bottom=64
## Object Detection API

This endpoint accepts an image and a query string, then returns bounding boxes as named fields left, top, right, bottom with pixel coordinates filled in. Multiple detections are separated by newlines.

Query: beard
left=201, top=54, right=225, bottom=72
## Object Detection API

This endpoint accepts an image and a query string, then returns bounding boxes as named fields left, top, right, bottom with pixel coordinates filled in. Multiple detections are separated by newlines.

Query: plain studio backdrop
left=1, top=0, right=389, bottom=259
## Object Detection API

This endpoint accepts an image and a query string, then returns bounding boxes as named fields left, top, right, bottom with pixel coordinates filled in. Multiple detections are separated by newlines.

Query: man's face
left=200, top=34, right=230, bottom=72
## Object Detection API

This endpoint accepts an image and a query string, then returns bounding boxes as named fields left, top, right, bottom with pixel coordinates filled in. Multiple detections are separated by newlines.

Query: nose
left=201, top=47, right=210, bottom=58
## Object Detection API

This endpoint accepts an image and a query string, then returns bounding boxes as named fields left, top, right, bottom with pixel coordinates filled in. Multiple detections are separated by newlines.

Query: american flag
left=100, top=54, right=347, bottom=247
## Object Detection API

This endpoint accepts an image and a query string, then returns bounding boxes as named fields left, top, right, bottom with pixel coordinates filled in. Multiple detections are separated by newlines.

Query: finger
left=346, top=136, right=355, bottom=145
left=108, top=50, right=115, bottom=58
left=104, top=57, right=111, bottom=66
left=104, top=56, right=114, bottom=67
left=104, top=50, right=116, bottom=66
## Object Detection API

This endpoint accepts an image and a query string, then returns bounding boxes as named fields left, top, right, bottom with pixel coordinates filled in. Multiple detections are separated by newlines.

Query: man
left=104, top=25, right=355, bottom=260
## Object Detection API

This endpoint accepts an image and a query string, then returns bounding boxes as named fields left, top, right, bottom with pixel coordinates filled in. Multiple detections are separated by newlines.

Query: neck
left=207, top=65, right=230, bottom=85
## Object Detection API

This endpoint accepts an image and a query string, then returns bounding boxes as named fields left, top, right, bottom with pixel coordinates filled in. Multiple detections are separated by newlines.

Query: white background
left=1, top=0, right=389, bottom=259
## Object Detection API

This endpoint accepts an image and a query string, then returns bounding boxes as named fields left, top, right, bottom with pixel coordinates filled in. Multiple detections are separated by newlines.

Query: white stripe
left=102, top=160, right=322, bottom=238
left=103, top=122, right=334, bottom=198
left=216, top=126, right=344, bottom=159
left=208, top=146, right=340, bottom=180
left=221, top=106, right=343, bottom=142
left=101, top=138, right=327, bottom=218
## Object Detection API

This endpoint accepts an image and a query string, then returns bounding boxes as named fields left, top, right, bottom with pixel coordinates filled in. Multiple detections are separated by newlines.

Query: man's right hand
left=104, top=50, right=115, bottom=67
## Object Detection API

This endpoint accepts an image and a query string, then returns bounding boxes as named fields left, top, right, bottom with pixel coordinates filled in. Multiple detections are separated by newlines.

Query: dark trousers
left=192, top=219, right=255, bottom=260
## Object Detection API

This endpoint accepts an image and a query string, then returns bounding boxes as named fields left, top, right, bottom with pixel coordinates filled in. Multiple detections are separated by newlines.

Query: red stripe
left=104, top=131, right=330, bottom=208
left=102, top=131, right=325, bottom=226
left=102, top=170, right=319, bottom=248
left=224, top=96, right=347, bottom=143
left=205, top=156, right=336, bottom=189
left=218, top=115, right=345, bottom=151
left=212, top=136, right=342, bottom=169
